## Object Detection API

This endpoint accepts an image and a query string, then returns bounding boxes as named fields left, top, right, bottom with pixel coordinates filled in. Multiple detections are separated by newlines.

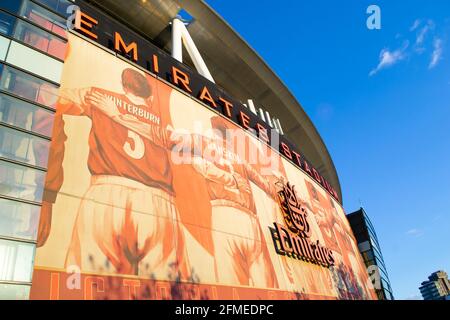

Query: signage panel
left=30, top=33, right=376, bottom=300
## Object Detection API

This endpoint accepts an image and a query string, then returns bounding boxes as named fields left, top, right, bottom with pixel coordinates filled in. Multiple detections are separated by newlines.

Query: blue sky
left=206, top=0, right=450, bottom=299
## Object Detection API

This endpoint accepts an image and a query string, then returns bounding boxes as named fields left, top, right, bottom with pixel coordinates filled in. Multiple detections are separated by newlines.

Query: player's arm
left=39, top=87, right=92, bottom=202
left=36, top=112, right=68, bottom=248
left=191, top=156, right=237, bottom=187
left=189, top=136, right=252, bottom=193
left=58, top=87, right=93, bottom=116
left=37, top=87, right=93, bottom=248
left=182, top=133, right=225, bottom=158
left=191, top=155, right=252, bottom=193
left=36, top=85, right=100, bottom=247
left=244, top=163, right=278, bottom=198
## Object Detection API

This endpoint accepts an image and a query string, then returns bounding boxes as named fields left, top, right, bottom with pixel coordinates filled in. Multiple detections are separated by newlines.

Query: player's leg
left=249, top=222, right=279, bottom=288
left=65, top=182, right=130, bottom=274
left=347, top=252, right=371, bottom=299
left=211, top=206, right=251, bottom=286
left=136, top=187, right=182, bottom=280
left=328, top=251, right=347, bottom=297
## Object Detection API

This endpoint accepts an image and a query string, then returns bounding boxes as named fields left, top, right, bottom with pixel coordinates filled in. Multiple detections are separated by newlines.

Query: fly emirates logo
left=270, top=180, right=335, bottom=268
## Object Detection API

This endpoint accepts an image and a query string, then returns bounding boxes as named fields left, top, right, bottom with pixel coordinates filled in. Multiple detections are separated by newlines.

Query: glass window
left=370, top=236, right=381, bottom=253
left=6, top=41, right=64, bottom=83
left=379, top=270, right=389, bottom=283
left=364, top=215, right=379, bottom=241
left=385, top=290, right=394, bottom=300
left=34, top=0, right=73, bottom=17
left=366, top=259, right=375, bottom=267
left=0, top=35, right=9, bottom=61
left=362, top=250, right=374, bottom=261
left=0, top=159, right=46, bottom=202
left=0, top=11, right=16, bottom=36
left=0, top=64, right=59, bottom=109
left=368, top=227, right=380, bottom=245
left=12, top=19, right=66, bottom=60
left=0, top=93, right=54, bottom=137
left=358, top=240, right=371, bottom=252
left=0, top=283, right=30, bottom=300
left=373, top=254, right=387, bottom=270
left=19, top=0, right=67, bottom=38
left=0, top=197, right=40, bottom=241
left=376, top=289, right=385, bottom=300
left=0, top=238, right=35, bottom=282
left=0, top=125, right=50, bottom=167
left=378, top=265, right=390, bottom=280
left=381, top=278, right=391, bottom=292
left=0, top=1, right=22, bottom=15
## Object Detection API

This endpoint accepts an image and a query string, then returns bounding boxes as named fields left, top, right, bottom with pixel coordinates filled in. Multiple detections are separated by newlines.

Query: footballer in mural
left=30, top=33, right=376, bottom=300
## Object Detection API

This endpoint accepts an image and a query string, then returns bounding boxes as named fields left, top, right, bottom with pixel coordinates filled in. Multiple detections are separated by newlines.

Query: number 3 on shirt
left=124, top=130, right=145, bottom=159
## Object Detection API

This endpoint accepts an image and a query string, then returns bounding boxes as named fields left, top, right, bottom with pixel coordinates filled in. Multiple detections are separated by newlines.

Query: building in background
left=0, top=0, right=376, bottom=300
left=0, top=0, right=68, bottom=299
left=419, top=271, right=450, bottom=300
left=347, top=208, right=394, bottom=300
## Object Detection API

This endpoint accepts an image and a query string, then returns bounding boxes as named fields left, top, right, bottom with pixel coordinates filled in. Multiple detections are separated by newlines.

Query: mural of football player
left=188, top=115, right=280, bottom=288
left=305, top=181, right=372, bottom=299
left=329, top=198, right=375, bottom=299
left=280, top=178, right=338, bottom=297
left=304, top=181, right=356, bottom=298
left=37, top=66, right=189, bottom=280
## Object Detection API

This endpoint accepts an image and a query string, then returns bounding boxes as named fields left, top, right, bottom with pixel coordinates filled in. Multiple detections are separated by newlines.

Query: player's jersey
left=192, top=136, right=275, bottom=215
left=42, top=85, right=174, bottom=205
left=87, top=87, right=174, bottom=194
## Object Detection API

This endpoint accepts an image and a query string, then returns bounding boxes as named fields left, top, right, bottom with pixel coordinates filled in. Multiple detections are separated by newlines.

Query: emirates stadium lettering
left=271, top=181, right=335, bottom=268
left=70, top=4, right=341, bottom=203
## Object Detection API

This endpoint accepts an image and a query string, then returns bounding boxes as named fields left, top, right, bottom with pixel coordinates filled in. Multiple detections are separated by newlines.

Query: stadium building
left=0, top=0, right=376, bottom=300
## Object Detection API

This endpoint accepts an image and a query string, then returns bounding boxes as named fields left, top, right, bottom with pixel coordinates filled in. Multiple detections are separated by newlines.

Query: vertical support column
left=171, top=17, right=183, bottom=63
left=171, top=17, right=215, bottom=83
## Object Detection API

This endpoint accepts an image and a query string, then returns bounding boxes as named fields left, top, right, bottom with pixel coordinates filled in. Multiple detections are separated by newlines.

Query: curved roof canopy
left=85, top=0, right=342, bottom=201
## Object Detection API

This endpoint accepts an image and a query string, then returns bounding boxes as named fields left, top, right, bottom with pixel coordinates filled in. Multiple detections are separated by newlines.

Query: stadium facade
left=0, top=0, right=376, bottom=300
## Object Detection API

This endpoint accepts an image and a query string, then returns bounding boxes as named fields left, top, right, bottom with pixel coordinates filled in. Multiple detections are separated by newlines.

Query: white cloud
left=410, top=19, right=421, bottom=32
left=406, top=228, right=424, bottom=237
left=432, top=215, right=442, bottom=222
left=415, top=20, right=435, bottom=47
left=429, top=38, right=443, bottom=69
left=369, top=42, right=409, bottom=76
left=370, top=18, right=445, bottom=76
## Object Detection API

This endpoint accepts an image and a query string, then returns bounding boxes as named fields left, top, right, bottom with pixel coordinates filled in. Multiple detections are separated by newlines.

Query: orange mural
left=30, top=33, right=376, bottom=300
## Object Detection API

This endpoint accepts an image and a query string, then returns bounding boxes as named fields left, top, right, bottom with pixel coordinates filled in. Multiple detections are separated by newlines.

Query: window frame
left=0, top=91, right=55, bottom=139
left=0, top=7, right=67, bottom=62
left=0, top=61, right=60, bottom=109
left=0, top=123, right=51, bottom=169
